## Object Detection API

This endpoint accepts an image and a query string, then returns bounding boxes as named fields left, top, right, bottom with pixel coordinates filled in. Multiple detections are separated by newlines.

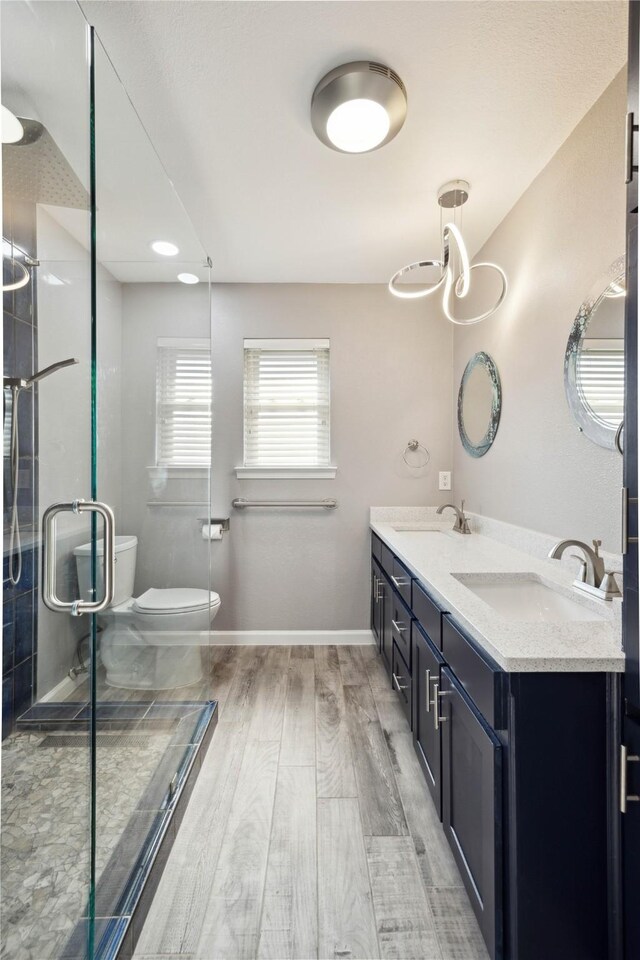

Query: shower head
left=2, top=117, right=87, bottom=208
left=4, top=358, right=79, bottom=391
left=26, top=358, right=79, bottom=385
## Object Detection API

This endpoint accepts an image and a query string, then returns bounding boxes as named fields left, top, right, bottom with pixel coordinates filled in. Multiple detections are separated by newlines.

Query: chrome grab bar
left=232, top=498, right=337, bottom=509
left=42, top=499, right=115, bottom=616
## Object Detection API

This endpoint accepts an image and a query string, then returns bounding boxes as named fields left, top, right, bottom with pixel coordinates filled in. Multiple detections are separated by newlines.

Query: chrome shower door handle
left=42, top=499, right=115, bottom=616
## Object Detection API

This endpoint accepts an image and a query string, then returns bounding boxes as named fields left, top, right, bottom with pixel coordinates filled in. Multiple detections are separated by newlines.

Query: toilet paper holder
left=199, top=517, right=230, bottom=540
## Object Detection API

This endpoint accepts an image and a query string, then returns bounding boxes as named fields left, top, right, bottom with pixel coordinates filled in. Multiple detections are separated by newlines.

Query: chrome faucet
left=548, top=538, right=621, bottom=601
left=437, top=500, right=471, bottom=535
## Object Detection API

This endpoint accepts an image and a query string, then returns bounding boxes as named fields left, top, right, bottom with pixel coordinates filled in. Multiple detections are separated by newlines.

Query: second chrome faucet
left=548, top=538, right=621, bottom=601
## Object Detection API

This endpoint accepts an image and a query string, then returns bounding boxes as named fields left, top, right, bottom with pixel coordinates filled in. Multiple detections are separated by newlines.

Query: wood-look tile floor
left=134, top=645, right=489, bottom=960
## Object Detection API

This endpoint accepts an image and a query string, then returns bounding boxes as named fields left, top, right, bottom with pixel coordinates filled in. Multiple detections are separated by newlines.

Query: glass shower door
left=84, top=24, right=214, bottom=960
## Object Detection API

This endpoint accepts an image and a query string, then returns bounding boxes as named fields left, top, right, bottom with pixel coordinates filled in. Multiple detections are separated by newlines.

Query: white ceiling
left=77, top=1, right=627, bottom=282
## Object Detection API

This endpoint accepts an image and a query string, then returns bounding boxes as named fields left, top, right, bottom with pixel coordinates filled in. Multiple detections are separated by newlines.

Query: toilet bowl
left=74, top=535, right=221, bottom=690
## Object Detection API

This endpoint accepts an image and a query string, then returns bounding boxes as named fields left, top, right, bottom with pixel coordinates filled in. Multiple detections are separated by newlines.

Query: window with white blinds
left=577, top=338, right=625, bottom=428
left=155, top=338, right=212, bottom=466
left=243, top=339, right=330, bottom=468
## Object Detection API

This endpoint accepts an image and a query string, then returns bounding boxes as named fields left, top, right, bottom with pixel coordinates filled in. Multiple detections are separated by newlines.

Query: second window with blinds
left=238, top=338, right=335, bottom=478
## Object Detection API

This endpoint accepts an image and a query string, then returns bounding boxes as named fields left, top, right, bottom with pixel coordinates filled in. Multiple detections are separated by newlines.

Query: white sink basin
left=457, top=576, right=606, bottom=623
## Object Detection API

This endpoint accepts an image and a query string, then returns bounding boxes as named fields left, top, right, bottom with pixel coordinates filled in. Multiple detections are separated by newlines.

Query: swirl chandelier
left=389, top=180, right=508, bottom=325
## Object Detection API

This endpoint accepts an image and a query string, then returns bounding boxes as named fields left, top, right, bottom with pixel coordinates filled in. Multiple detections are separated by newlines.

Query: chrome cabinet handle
left=393, top=671, right=408, bottom=693
left=392, top=619, right=407, bottom=635
left=425, top=669, right=431, bottom=712
left=621, top=744, right=640, bottom=813
left=391, top=575, right=409, bottom=589
left=42, top=499, right=115, bottom=616
left=431, top=679, right=449, bottom=731
left=373, top=574, right=378, bottom=602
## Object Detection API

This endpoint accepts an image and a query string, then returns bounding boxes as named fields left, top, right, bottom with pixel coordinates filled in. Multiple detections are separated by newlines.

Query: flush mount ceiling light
left=311, top=61, right=407, bottom=153
left=151, top=240, right=179, bottom=256
left=1, top=105, right=24, bottom=144
left=177, top=272, right=199, bottom=285
left=389, top=180, right=508, bottom=325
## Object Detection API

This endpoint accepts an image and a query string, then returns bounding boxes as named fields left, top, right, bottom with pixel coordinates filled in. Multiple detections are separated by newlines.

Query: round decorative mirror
left=564, top=255, right=625, bottom=450
left=457, top=351, right=502, bottom=458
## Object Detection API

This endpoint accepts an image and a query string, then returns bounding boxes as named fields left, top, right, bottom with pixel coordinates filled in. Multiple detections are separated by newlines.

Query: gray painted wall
left=452, top=70, right=626, bottom=554
left=117, top=72, right=626, bottom=633
left=121, top=283, right=454, bottom=630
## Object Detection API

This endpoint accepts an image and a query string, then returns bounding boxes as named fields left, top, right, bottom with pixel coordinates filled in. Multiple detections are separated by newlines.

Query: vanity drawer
left=441, top=615, right=504, bottom=728
left=392, top=642, right=412, bottom=730
left=371, top=532, right=382, bottom=564
left=390, top=590, right=412, bottom=668
left=379, top=541, right=394, bottom=578
left=391, top=555, right=413, bottom=607
left=412, top=580, right=444, bottom=648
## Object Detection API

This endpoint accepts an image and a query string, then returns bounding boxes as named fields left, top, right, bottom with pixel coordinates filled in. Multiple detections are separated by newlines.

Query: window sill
left=235, top=466, right=337, bottom=480
left=147, top=465, right=209, bottom=480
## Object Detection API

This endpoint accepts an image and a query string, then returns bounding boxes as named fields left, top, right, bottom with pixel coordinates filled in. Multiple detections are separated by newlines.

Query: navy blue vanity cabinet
left=370, top=539, right=613, bottom=960
left=412, top=622, right=445, bottom=817
left=441, top=666, right=503, bottom=960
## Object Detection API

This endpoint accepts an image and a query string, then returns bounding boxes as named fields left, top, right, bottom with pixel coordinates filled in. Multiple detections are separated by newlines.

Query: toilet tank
left=74, top=535, right=138, bottom=607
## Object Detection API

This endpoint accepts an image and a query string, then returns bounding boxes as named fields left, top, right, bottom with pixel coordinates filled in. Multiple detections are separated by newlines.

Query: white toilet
left=74, top=535, right=221, bottom=690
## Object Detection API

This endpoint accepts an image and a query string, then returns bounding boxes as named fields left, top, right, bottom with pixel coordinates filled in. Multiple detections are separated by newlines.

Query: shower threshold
left=6, top=697, right=218, bottom=960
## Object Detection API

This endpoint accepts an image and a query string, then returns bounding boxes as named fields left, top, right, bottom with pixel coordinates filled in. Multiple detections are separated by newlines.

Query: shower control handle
left=42, top=499, right=116, bottom=616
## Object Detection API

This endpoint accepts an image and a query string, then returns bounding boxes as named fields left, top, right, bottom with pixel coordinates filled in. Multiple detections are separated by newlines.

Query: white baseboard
left=40, top=672, right=86, bottom=703
left=209, top=629, right=375, bottom=646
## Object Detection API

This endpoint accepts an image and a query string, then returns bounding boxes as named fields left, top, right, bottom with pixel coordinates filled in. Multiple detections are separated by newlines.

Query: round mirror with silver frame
left=457, top=351, right=502, bottom=458
left=564, top=255, right=625, bottom=451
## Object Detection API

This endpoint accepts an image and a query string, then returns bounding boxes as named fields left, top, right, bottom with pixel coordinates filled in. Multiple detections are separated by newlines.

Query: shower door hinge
left=622, top=487, right=638, bottom=554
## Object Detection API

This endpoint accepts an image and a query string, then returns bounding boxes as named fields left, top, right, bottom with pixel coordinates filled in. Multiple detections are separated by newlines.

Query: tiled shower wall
left=2, top=198, right=38, bottom=738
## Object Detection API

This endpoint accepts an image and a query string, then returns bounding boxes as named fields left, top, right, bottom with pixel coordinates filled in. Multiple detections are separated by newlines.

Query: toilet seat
left=132, top=587, right=221, bottom=615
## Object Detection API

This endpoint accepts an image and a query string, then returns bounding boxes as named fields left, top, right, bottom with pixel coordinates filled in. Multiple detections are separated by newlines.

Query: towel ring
left=403, top=439, right=430, bottom=468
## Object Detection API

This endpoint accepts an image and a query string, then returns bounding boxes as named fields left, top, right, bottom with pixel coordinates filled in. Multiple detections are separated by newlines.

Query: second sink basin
left=454, top=575, right=607, bottom=622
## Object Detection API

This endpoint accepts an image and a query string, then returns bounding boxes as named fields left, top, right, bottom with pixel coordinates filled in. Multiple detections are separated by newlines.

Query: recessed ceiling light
left=177, top=273, right=200, bottom=285
left=151, top=240, right=179, bottom=256
left=311, top=61, right=407, bottom=154
left=1, top=105, right=24, bottom=144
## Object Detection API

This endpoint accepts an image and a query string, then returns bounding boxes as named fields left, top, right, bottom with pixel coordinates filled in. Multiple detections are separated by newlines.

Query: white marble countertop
left=370, top=508, right=624, bottom=673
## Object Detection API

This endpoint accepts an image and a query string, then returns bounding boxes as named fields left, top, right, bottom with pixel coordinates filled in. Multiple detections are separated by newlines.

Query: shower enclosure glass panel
left=2, top=2, right=94, bottom=958
left=2, top=3, right=214, bottom=958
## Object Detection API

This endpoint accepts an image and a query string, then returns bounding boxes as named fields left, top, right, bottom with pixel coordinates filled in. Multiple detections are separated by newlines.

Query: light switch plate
left=439, top=471, right=452, bottom=491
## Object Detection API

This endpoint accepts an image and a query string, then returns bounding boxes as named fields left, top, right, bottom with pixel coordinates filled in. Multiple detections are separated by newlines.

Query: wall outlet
left=439, top=471, right=452, bottom=491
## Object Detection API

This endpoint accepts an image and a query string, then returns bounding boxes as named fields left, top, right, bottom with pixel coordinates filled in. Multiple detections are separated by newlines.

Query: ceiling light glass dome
left=311, top=61, right=407, bottom=154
